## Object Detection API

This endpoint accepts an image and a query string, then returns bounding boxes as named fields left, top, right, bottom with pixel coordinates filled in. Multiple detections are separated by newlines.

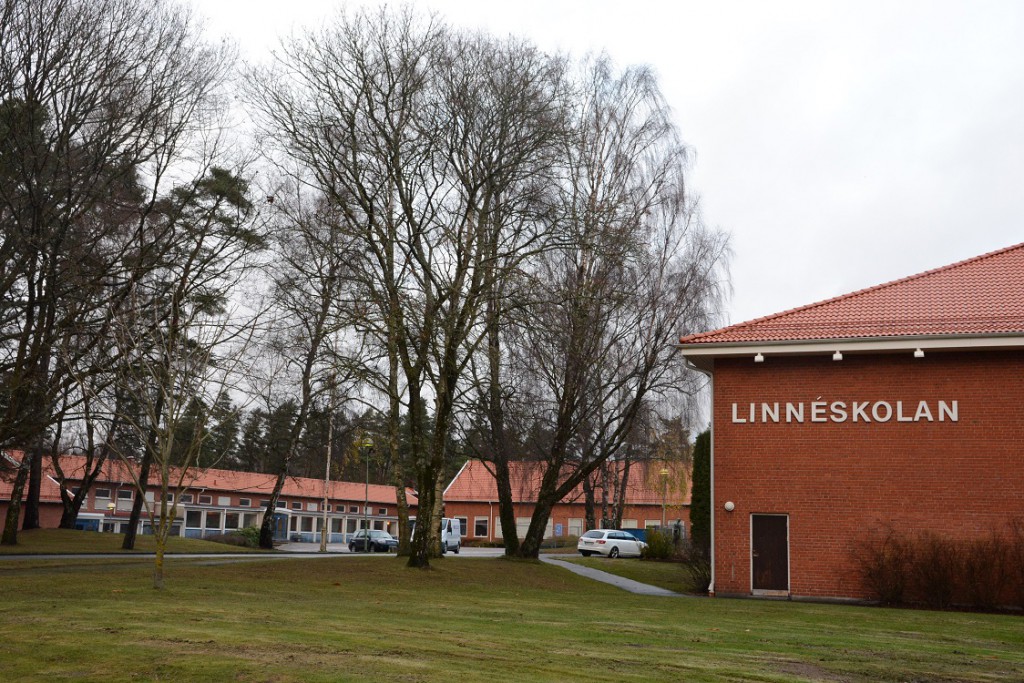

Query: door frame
left=749, top=513, right=790, bottom=596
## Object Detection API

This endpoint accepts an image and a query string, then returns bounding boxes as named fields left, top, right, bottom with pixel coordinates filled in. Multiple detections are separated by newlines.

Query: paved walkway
left=540, top=555, right=685, bottom=597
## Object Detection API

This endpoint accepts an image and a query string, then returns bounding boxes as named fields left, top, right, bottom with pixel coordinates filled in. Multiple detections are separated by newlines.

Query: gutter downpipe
left=685, top=358, right=715, bottom=597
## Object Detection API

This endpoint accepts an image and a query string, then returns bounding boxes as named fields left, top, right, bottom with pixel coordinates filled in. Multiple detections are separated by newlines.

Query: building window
left=238, top=498, right=251, bottom=507
left=455, top=517, right=468, bottom=537
left=205, top=511, right=221, bottom=529
left=164, top=493, right=175, bottom=504
left=301, top=516, right=314, bottom=532
left=185, top=510, right=202, bottom=528
left=199, top=495, right=212, bottom=505
left=291, top=501, right=302, bottom=511
left=474, top=517, right=488, bottom=538
left=569, top=518, right=584, bottom=537
left=95, top=488, right=111, bottom=499
left=218, top=496, right=231, bottom=506
left=325, top=504, right=332, bottom=512
left=377, top=507, right=387, bottom=516
left=179, top=493, right=193, bottom=504
left=349, top=505, right=358, bottom=514
left=224, top=513, right=240, bottom=529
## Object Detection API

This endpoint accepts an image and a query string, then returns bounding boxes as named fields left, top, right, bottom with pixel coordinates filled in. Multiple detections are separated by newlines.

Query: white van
left=440, top=517, right=461, bottom=554
left=410, top=517, right=461, bottom=554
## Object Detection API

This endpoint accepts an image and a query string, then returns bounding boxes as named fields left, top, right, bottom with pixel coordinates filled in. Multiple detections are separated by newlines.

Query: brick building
left=443, top=459, right=690, bottom=543
left=679, top=243, right=1024, bottom=600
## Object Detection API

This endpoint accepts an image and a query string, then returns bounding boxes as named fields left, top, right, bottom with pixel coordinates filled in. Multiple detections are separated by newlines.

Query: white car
left=577, top=529, right=647, bottom=558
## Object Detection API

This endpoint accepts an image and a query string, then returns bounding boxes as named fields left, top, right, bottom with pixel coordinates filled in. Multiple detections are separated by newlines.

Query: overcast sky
left=195, top=0, right=1024, bottom=327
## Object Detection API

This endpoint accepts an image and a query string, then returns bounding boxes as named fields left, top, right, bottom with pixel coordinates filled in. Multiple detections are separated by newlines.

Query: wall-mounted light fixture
left=723, top=501, right=735, bottom=512
left=914, top=348, right=925, bottom=359
left=832, top=351, right=843, bottom=361
left=754, top=353, right=764, bottom=363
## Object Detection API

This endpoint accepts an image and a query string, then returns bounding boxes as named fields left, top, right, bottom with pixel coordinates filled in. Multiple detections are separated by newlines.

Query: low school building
left=679, top=243, right=1024, bottom=601
left=0, top=452, right=416, bottom=543
left=442, top=459, right=690, bottom=543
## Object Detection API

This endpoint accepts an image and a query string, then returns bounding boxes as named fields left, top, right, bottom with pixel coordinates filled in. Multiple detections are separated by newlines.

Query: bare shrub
left=1007, top=518, right=1024, bottom=610
left=676, top=541, right=711, bottom=594
left=855, top=529, right=912, bottom=605
left=961, top=531, right=1009, bottom=610
left=909, top=531, right=961, bottom=609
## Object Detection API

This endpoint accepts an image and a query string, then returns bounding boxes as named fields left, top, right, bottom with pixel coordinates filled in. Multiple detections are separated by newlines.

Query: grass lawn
left=1, top=539, right=1021, bottom=682
left=0, top=528, right=265, bottom=554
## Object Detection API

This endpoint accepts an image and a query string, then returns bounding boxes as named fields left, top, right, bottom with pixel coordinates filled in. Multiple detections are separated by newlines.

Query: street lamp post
left=361, top=436, right=374, bottom=552
left=319, top=386, right=336, bottom=553
left=660, top=467, right=669, bottom=528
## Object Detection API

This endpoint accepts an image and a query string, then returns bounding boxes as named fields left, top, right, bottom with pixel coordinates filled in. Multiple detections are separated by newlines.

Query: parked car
left=577, top=529, right=647, bottom=558
left=348, top=529, right=398, bottom=553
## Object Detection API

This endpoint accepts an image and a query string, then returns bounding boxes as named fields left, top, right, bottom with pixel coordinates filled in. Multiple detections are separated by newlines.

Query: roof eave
left=679, top=332, right=1024, bottom=370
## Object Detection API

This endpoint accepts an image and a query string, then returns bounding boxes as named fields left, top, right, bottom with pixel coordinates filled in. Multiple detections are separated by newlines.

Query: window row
left=92, top=490, right=389, bottom=516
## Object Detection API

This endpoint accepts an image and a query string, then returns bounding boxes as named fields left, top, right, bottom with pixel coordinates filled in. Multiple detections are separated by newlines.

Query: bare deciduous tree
left=0, top=0, right=234, bottom=544
left=247, top=8, right=566, bottom=567
left=473, top=56, right=729, bottom=558
left=102, top=166, right=265, bottom=586
left=254, top=189, right=362, bottom=550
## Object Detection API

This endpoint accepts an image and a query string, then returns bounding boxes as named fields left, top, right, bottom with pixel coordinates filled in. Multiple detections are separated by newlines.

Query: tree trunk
left=259, top=470, right=288, bottom=549
left=57, top=454, right=107, bottom=529
left=23, top=448, right=42, bottom=530
left=493, top=458, right=519, bottom=555
left=517, top=497, right=555, bottom=559
left=600, top=465, right=610, bottom=529
left=1, top=453, right=31, bottom=545
left=122, top=450, right=152, bottom=549
left=583, top=474, right=596, bottom=532
left=613, top=460, right=631, bottom=529
left=22, top=440, right=44, bottom=530
left=153, top=540, right=166, bottom=590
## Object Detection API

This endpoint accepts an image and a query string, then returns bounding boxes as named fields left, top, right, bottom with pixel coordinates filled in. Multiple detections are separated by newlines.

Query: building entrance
left=751, top=514, right=789, bottom=593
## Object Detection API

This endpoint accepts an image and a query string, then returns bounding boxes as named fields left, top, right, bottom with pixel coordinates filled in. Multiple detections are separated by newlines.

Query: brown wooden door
left=751, top=515, right=789, bottom=592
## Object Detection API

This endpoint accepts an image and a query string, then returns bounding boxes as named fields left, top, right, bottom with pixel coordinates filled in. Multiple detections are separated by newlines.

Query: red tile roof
left=443, top=459, right=690, bottom=506
left=680, top=242, right=1024, bottom=345
left=0, top=452, right=416, bottom=506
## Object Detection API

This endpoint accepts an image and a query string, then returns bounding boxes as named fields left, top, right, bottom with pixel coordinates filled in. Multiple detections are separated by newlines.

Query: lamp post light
left=660, top=467, right=669, bottom=528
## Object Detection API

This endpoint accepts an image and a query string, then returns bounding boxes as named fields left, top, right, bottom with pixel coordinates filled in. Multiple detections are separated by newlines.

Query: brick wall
left=712, top=349, right=1024, bottom=599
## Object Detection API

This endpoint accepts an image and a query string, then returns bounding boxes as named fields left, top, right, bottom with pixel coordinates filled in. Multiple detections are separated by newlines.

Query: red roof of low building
left=0, top=452, right=416, bottom=507
left=443, top=459, right=690, bottom=506
left=680, top=242, right=1024, bottom=345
